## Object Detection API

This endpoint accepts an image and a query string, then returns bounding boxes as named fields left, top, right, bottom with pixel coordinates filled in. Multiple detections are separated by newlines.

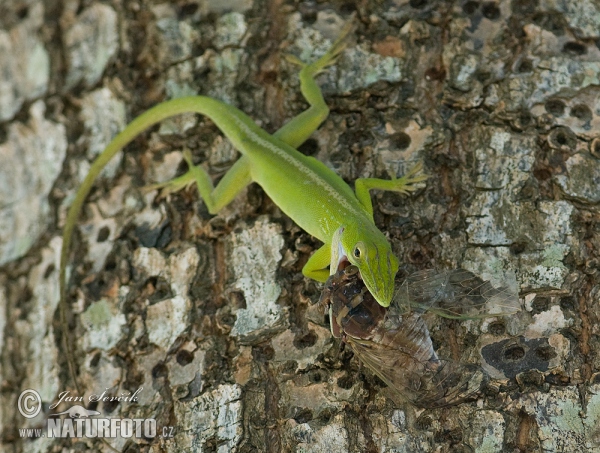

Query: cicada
left=319, top=265, right=519, bottom=408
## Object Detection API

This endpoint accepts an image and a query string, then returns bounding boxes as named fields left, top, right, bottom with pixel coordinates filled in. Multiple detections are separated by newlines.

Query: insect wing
left=394, top=269, right=520, bottom=319
left=348, top=334, right=487, bottom=408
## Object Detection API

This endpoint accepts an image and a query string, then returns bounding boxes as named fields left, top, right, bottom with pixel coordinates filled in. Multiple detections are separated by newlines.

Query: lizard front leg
left=354, top=162, right=428, bottom=217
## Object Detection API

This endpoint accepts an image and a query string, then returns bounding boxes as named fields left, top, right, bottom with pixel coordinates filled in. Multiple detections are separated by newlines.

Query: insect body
left=320, top=265, right=519, bottom=407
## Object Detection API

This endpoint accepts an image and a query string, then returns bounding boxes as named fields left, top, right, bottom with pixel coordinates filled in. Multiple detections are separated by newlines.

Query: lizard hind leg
left=276, top=20, right=355, bottom=149
left=145, top=150, right=252, bottom=215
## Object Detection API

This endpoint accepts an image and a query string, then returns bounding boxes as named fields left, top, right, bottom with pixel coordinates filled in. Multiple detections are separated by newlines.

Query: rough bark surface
left=1, top=0, right=600, bottom=452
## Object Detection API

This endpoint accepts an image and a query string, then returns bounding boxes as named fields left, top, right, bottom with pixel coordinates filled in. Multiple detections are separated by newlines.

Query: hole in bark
left=97, top=226, right=110, bottom=242
left=463, top=1, right=479, bottom=14
left=391, top=132, right=411, bottom=150
left=179, top=3, right=198, bottom=17
left=512, top=0, right=539, bottom=16
left=176, top=350, right=194, bottom=366
left=563, top=41, right=587, bottom=55
left=416, top=414, right=433, bottom=430
left=504, top=345, right=525, bottom=361
left=409, top=0, right=428, bottom=8
left=89, top=352, right=102, bottom=368
left=308, top=370, right=325, bottom=383
left=510, top=241, right=527, bottom=255
left=425, top=66, right=446, bottom=81
left=548, top=126, right=576, bottom=150
left=532, top=11, right=566, bottom=35
left=337, top=375, right=354, bottom=389
left=488, top=321, right=506, bottom=335
left=559, top=295, right=575, bottom=310
left=535, top=345, right=556, bottom=361
left=482, top=2, right=501, bottom=19
left=570, top=104, right=592, bottom=122
left=252, top=344, right=274, bottom=362
left=293, top=331, right=317, bottom=349
left=292, top=407, right=313, bottom=423
left=516, top=59, right=533, bottom=73
left=591, top=138, right=600, bottom=159
left=545, top=99, right=565, bottom=116
left=531, top=296, right=549, bottom=314
left=44, top=264, right=56, bottom=278
left=152, top=363, right=168, bottom=379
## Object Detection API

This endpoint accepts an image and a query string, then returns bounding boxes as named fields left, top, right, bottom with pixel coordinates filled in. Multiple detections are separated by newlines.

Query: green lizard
left=59, top=25, right=426, bottom=363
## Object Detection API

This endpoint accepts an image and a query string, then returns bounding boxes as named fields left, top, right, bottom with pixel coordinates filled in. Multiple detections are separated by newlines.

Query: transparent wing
left=393, top=269, right=520, bottom=319
left=348, top=335, right=487, bottom=408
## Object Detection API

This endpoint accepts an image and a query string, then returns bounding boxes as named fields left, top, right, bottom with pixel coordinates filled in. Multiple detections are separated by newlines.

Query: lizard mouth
left=337, top=256, right=350, bottom=272
left=336, top=240, right=350, bottom=272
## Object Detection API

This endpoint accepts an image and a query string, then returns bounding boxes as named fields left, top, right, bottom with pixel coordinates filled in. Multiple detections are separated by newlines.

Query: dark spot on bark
left=16, top=5, right=28, bottom=19
left=570, top=104, right=592, bottom=122
left=103, top=398, right=120, bottom=414
left=317, top=408, right=334, bottom=423
left=291, top=407, right=313, bottom=423
left=535, top=345, right=556, bottom=361
left=308, top=369, right=325, bottom=383
left=337, top=375, right=354, bottom=389
left=252, top=344, right=274, bottom=362
left=299, top=7, right=317, bottom=24
left=559, top=295, right=575, bottom=310
left=145, top=277, right=172, bottom=303
left=545, top=99, right=565, bottom=117
left=44, top=263, right=56, bottom=278
left=591, top=138, right=600, bottom=159
left=548, top=126, right=576, bottom=150
left=97, top=226, right=110, bottom=242
left=152, top=362, right=168, bottom=379
left=425, top=66, right=446, bottom=81
left=563, top=41, right=587, bottom=55
left=391, top=132, right=411, bottom=150
left=123, top=442, right=141, bottom=453
left=511, top=0, right=538, bottom=16
left=135, top=221, right=172, bottom=249
left=482, top=3, right=501, bottom=20
left=178, top=3, right=198, bottom=17
left=488, top=321, right=506, bottom=335
left=475, top=69, right=491, bottom=82
left=516, top=59, right=533, bottom=73
left=545, top=372, right=570, bottom=386
left=293, top=330, right=317, bottom=349
left=532, top=11, right=566, bottom=35
left=463, top=1, right=479, bottom=15
left=261, top=70, right=277, bottom=84
left=510, top=241, right=527, bottom=255
left=298, top=138, right=319, bottom=156
left=340, top=3, right=356, bottom=15
left=89, top=352, right=102, bottom=368
left=415, top=414, right=433, bottom=430
left=531, top=296, right=549, bottom=314
left=409, top=0, right=429, bottom=8
left=434, top=427, right=463, bottom=444
left=516, top=369, right=544, bottom=386
left=504, top=345, right=525, bottom=360
left=176, top=349, right=194, bottom=366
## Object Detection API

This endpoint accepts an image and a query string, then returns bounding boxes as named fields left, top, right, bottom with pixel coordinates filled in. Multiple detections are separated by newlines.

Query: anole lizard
left=59, top=25, right=426, bottom=379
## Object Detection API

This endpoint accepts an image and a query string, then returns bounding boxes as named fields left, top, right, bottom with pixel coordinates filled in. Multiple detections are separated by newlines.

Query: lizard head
left=332, top=226, right=399, bottom=307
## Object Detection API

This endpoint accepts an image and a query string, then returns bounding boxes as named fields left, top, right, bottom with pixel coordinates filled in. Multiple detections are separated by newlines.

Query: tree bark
left=1, top=1, right=600, bottom=452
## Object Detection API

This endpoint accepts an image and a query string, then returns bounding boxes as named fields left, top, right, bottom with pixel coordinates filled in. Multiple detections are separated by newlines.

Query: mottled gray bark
left=1, top=0, right=600, bottom=452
